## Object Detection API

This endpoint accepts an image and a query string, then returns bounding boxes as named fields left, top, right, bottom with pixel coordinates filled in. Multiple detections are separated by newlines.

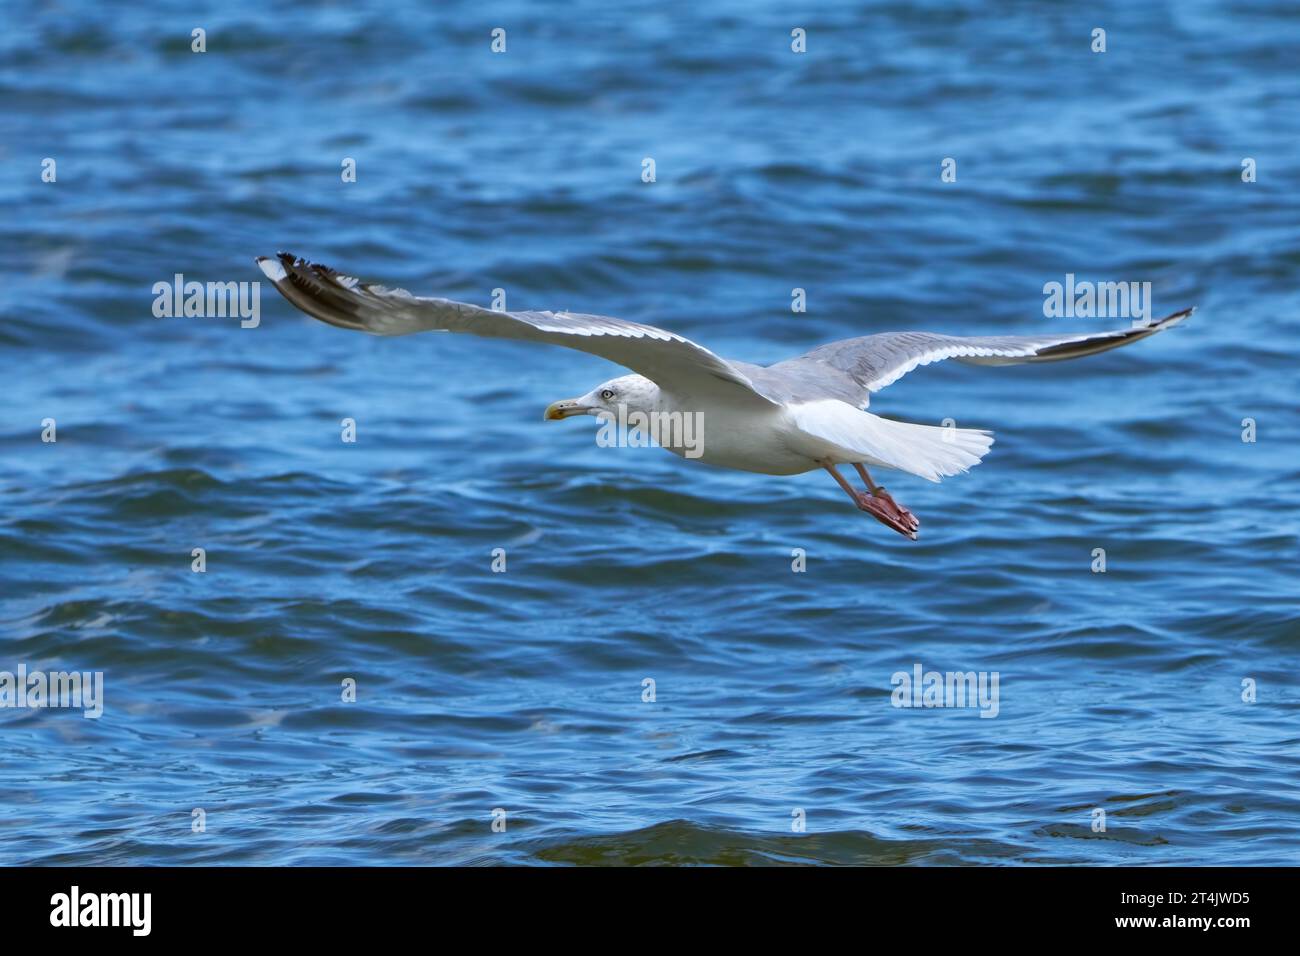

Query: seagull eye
left=600, top=389, right=615, bottom=401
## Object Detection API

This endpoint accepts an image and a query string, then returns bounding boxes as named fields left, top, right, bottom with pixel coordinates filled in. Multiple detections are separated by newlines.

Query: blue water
left=2, top=0, right=1298, bottom=865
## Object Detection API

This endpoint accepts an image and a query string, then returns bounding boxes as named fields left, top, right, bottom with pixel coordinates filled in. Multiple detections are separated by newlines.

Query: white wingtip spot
left=257, top=257, right=287, bottom=282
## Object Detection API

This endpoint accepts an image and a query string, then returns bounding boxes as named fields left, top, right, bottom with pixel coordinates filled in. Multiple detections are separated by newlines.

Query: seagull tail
left=790, top=401, right=994, bottom=482
left=857, top=415, right=995, bottom=482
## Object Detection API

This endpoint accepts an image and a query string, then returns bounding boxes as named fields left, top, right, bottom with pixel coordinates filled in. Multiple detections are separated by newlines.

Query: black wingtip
left=256, top=250, right=369, bottom=332
left=1158, top=305, right=1194, bottom=324
left=1142, top=306, right=1194, bottom=331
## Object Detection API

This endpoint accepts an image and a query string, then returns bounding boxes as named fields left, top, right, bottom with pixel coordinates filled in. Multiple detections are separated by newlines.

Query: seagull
left=257, top=252, right=1191, bottom=539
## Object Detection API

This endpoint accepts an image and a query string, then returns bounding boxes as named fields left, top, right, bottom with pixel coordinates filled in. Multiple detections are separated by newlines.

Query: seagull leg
left=853, top=463, right=919, bottom=538
left=822, top=464, right=919, bottom=540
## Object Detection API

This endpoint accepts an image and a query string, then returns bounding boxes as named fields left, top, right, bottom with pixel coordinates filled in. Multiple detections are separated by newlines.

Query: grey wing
left=783, top=308, right=1193, bottom=396
left=257, top=252, right=778, bottom=406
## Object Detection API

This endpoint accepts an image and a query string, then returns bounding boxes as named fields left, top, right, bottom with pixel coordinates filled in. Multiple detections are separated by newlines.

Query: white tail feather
left=789, top=400, right=994, bottom=482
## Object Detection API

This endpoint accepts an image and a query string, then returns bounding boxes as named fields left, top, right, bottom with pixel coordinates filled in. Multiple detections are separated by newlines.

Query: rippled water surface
left=2, top=1, right=1298, bottom=865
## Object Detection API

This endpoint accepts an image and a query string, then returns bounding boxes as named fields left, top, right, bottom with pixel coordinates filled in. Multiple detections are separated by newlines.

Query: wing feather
left=257, top=252, right=777, bottom=406
left=786, top=308, right=1193, bottom=394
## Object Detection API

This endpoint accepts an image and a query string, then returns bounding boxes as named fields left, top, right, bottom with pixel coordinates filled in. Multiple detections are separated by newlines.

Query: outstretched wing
left=256, top=252, right=777, bottom=406
left=784, top=307, right=1193, bottom=395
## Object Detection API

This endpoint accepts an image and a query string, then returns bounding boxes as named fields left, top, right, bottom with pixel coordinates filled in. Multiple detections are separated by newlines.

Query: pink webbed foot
left=855, top=487, right=920, bottom=540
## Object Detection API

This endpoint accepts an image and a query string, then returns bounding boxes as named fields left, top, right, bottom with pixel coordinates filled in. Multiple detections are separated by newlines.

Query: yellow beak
left=544, top=399, right=589, bottom=421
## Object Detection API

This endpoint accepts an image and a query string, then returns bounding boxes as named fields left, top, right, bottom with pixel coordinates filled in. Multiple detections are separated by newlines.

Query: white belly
left=656, top=400, right=820, bottom=475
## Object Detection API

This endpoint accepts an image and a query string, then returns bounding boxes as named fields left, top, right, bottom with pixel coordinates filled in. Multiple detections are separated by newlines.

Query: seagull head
left=544, top=374, right=659, bottom=422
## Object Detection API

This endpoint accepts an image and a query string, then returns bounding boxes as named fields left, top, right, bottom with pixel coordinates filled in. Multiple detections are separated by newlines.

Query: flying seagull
left=256, top=252, right=1191, bottom=539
